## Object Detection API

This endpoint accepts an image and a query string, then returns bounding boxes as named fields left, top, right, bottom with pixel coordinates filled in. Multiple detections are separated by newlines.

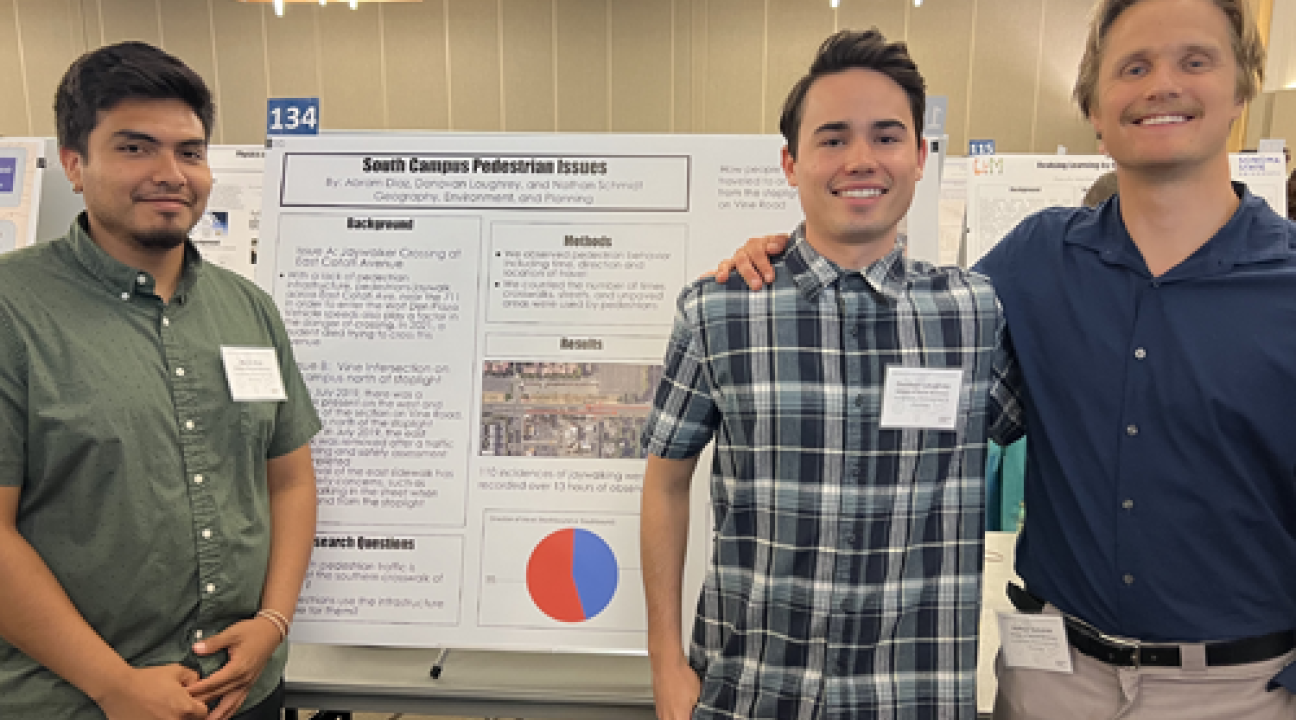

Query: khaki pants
left=993, top=645, right=1296, bottom=720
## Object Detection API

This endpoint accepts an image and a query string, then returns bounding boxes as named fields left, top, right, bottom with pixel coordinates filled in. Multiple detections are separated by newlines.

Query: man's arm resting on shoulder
left=641, top=454, right=702, bottom=720
left=710, top=234, right=790, bottom=290
left=0, top=487, right=206, bottom=719
left=189, top=443, right=317, bottom=719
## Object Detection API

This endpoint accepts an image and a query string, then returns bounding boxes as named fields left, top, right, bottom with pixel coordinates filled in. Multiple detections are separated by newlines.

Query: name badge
left=997, top=611, right=1074, bottom=673
left=878, top=366, right=963, bottom=430
left=221, top=346, right=288, bottom=402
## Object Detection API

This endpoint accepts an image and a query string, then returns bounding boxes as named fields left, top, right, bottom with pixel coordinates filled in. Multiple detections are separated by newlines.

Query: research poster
left=938, top=157, right=968, bottom=266
left=258, top=133, right=941, bottom=652
left=965, top=153, right=1288, bottom=264
left=196, top=146, right=264, bottom=280
left=0, top=139, right=45, bottom=254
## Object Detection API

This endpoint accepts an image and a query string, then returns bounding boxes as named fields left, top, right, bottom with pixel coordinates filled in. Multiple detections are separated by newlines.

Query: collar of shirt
left=65, top=212, right=205, bottom=305
left=1062, top=182, right=1292, bottom=279
left=784, top=224, right=910, bottom=303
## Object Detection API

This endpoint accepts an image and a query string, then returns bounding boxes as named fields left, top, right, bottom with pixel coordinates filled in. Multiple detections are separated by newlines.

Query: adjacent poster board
left=0, top=139, right=45, bottom=254
left=965, top=153, right=1289, bottom=265
left=195, top=146, right=265, bottom=280
left=256, top=132, right=941, bottom=653
left=29, top=142, right=263, bottom=283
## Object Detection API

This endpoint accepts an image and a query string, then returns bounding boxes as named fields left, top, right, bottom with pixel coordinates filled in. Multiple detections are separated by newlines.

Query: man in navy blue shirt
left=718, top=0, right=1296, bottom=716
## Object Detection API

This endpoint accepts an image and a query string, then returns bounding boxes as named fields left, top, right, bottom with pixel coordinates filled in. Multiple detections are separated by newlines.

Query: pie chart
left=526, top=528, right=619, bottom=622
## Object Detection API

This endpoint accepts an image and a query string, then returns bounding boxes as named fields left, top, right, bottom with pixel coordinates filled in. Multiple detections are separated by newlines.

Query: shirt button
left=844, top=532, right=857, bottom=545
left=206, top=583, right=216, bottom=594
left=202, top=529, right=212, bottom=539
left=1123, top=499, right=1134, bottom=510
left=162, top=317, right=171, bottom=327
left=1134, top=347, right=1146, bottom=359
left=1124, top=574, right=1135, bottom=585
left=1126, top=424, right=1138, bottom=436
left=136, top=274, right=147, bottom=285
left=193, top=474, right=204, bottom=484
left=175, top=367, right=186, bottom=377
left=185, top=420, right=195, bottom=430
left=120, top=292, right=130, bottom=301
left=854, top=395, right=864, bottom=408
left=194, top=629, right=204, bottom=640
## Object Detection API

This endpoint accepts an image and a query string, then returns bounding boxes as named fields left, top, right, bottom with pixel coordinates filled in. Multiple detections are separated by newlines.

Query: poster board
left=256, top=132, right=942, bottom=653
left=29, top=142, right=264, bottom=282
left=965, top=153, right=1289, bottom=265
left=194, top=146, right=266, bottom=280
left=938, top=157, right=968, bottom=266
left=0, top=139, right=45, bottom=253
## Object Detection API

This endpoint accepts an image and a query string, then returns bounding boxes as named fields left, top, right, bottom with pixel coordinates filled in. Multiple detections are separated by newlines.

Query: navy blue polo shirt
left=978, top=184, right=1296, bottom=688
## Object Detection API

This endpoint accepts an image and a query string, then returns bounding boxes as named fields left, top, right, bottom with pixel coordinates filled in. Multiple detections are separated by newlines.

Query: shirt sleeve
left=642, top=284, right=719, bottom=460
left=976, top=231, right=1027, bottom=447
left=1268, top=660, right=1296, bottom=693
left=989, top=315, right=1026, bottom=446
left=0, top=304, right=25, bottom=487
left=261, top=296, right=323, bottom=459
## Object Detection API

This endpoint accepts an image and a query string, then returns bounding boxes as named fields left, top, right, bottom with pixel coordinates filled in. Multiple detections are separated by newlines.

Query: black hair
left=55, top=41, right=215, bottom=156
left=779, top=29, right=925, bottom=160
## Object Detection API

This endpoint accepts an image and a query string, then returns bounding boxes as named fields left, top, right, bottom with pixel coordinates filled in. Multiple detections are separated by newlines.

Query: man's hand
left=186, top=618, right=282, bottom=720
left=712, top=234, right=791, bottom=290
left=651, top=655, right=701, bottom=720
left=95, top=664, right=208, bottom=720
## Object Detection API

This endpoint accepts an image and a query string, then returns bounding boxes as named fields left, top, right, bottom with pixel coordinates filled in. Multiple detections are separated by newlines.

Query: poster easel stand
left=429, top=647, right=452, bottom=679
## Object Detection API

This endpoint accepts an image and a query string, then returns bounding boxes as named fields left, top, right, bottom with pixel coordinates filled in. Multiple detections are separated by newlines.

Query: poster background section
left=0, top=139, right=45, bottom=253
left=275, top=212, right=481, bottom=531
left=257, top=133, right=942, bottom=654
left=965, top=153, right=1288, bottom=265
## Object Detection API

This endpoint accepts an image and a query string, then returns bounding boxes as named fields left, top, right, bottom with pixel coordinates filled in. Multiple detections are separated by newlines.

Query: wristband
left=255, top=609, right=289, bottom=641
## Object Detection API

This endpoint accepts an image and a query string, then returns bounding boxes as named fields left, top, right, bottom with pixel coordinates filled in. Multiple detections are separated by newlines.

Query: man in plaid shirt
left=641, top=29, right=1002, bottom=720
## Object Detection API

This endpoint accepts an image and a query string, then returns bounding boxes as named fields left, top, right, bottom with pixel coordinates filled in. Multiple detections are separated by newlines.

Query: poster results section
left=965, top=153, right=1288, bottom=265
left=0, top=139, right=45, bottom=253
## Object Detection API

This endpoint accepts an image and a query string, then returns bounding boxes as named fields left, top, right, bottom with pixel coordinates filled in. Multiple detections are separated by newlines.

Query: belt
left=1006, top=583, right=1296, bottom=669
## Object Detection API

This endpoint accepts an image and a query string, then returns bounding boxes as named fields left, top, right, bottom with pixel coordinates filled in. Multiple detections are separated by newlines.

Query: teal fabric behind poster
left=985, top=438, right=1026, bottom=531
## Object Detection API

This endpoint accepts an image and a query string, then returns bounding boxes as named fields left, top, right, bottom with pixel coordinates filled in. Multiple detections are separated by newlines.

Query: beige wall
left=1246, top=88, right=1296, bottom=153
left=2, top=0, right=1113, bottom=153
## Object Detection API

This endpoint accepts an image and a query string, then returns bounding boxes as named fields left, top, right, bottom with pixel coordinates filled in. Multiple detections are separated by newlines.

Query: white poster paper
left=257, top=132, right=941, bottom=654
left=197, top=146, right=265, bottom=280
left=965, top=153, right=1288, bottom=265
left=0, top=139, right=45, bottom=253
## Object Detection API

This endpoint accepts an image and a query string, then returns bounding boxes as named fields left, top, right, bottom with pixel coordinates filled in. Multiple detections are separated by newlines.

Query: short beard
left=133, top=230, right=188, bottom=250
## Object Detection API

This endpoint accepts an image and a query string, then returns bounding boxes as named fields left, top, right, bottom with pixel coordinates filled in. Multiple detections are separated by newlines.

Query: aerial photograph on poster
left=479, top=361, right=662, bottom=459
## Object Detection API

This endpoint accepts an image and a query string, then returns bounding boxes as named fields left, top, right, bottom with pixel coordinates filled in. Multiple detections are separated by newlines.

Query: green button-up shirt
left=0, top=216, right=321, bottom=719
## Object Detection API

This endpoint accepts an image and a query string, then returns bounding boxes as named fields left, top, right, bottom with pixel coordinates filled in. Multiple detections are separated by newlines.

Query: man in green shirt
left=0, top=42, right=321, bottom=720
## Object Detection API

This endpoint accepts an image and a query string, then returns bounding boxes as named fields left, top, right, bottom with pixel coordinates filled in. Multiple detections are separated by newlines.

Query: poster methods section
left=258, top=133, right=951, bottom=652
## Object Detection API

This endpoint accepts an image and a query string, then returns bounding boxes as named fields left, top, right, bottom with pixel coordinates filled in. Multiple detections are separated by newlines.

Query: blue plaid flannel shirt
left=644, top=228, right=1004, bottom=720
